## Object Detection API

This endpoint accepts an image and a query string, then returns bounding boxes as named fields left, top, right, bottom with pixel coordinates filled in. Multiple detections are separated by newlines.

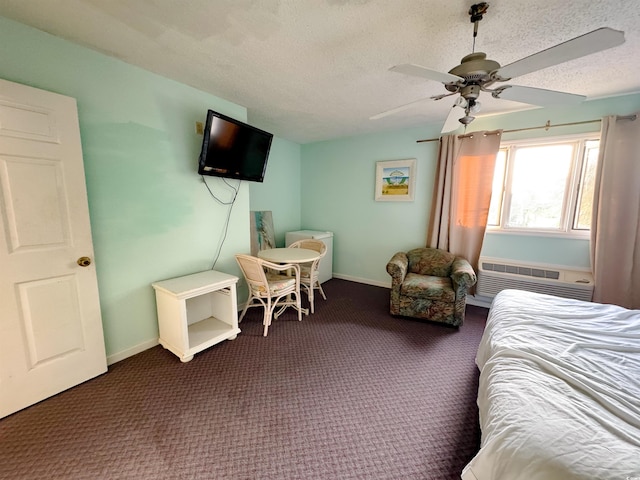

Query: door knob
left=77, top=256, right=92, bottom=267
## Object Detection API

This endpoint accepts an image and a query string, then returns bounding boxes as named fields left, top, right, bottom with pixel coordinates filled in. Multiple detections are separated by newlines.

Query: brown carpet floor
left=0, top=279, right=487, bottom=480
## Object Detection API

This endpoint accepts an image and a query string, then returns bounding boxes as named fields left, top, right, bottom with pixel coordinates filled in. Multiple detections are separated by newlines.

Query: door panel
left=2, top=157, right=68, bottom=250
left=17, top=275, right=85, bottom=367
left=0, top=99, right=58, bottom=143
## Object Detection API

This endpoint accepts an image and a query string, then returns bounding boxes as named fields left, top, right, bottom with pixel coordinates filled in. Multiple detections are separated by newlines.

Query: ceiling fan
left=371, top=2, right=625, bottom=133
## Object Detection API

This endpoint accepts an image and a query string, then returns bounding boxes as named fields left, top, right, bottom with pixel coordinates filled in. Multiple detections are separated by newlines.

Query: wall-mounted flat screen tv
left=198, top=109, right=273, bottom=183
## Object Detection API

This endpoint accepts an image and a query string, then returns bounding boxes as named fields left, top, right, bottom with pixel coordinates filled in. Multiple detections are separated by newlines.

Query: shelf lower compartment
left=159, top=316, right=240, bottom=362
left=188, top=316, right=239, bottom=349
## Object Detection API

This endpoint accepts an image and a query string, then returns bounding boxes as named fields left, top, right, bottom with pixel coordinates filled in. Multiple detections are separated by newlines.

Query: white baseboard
left=331, top=273, right=390, bottom=289
left=107, top=338, right=159, bottom=365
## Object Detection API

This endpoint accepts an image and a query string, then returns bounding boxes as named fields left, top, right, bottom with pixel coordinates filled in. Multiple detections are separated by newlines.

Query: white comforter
left=462, top=289, right=640, bottom=480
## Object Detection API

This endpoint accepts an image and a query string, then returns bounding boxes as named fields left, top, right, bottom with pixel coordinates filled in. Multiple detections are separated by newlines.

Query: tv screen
left=198, top=109, right=273, bottom=183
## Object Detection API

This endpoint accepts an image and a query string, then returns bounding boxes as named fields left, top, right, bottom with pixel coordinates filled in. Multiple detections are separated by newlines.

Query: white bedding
left=462, top=289, right=640, bottom=480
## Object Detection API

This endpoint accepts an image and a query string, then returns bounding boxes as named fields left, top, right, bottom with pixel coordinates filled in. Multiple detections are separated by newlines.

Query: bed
left=462, top=289, right=640, bottom=480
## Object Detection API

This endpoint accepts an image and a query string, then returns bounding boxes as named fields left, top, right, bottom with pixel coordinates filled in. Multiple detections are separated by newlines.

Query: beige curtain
left=590, top=114, right=640, bottom=308
left=427, top=130, right=502, bottom=272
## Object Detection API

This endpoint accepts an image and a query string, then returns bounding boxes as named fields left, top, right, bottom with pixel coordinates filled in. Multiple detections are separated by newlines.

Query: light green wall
left=480, top=234, right=590, bottom=267
left=249, top=137, right=302, bottom=246
left=301, top=93, right=640, bottom=285
left=301, top=126, right=442, bottom=285
left=0, top=16, right=299, bottom=359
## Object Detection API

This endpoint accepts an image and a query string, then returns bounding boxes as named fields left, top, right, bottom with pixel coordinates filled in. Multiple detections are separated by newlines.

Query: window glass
left=487, top=149, right=506, bottom=226
left=573, top=141, right=599, bottom=230
left=507, top=144, right=574, bottom=229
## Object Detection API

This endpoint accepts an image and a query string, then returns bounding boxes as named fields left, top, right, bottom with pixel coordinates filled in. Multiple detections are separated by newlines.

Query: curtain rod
left=416, top=114, right=637, bottom=143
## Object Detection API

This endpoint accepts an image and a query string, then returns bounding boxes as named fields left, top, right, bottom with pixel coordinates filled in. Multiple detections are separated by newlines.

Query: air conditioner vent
left=477, top=257, right=593, bottom=302
left=481, top=262, right=560, bottom=280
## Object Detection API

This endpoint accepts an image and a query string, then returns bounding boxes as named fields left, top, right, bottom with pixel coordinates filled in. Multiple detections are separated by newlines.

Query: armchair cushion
left=261, top=273, right=297, bottom=294
left=401, top=274, right=455, bottom=302
left=407, top=248, right=456, bottom=277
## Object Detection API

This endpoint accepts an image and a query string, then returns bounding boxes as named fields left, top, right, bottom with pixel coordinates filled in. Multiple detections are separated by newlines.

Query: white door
left=0, top=79, right=107, bottom=418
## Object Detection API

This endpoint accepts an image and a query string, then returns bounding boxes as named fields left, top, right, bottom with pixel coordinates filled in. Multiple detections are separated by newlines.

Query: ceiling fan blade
left=390, top=64, right=464, bottom=84
left=496, top=85, right=585, bottom=106
left=370, top=96, right=433, bottom=120
left=441, top=101, right=467, bottom=133
left=495, top=27, right=625, bottom=80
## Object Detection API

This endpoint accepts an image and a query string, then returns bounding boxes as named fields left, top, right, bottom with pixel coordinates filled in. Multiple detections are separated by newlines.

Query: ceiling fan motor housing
left=460, top=84, right=481, bottom=100
left=446, top=52, right=500, bottom=92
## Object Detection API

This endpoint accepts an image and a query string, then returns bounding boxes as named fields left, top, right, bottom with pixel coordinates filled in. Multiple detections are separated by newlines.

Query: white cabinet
left=152, top=270, right=240, bottom=362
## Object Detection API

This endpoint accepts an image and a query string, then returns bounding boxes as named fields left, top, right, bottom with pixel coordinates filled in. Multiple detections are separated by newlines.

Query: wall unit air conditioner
left=477, top=257, right=594, bottom=302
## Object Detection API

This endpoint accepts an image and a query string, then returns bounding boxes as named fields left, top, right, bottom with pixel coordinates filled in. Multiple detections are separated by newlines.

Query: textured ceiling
left=1, top=0, right=639, bottom=143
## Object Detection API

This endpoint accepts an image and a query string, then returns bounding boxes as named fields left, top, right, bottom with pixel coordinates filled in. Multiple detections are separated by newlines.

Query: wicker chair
left=235, top=254, right=302, bottom=336
left=288, top=239, right=327, bottom=314
left=386, top=247, right=477, bottom=327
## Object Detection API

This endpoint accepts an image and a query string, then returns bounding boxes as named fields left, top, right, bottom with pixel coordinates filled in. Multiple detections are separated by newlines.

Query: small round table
left=257, top=247, right=320, bottom=264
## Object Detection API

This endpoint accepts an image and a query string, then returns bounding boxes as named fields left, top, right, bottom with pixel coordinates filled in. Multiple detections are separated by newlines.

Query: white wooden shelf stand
left=152, top=270, right=240, bottom=362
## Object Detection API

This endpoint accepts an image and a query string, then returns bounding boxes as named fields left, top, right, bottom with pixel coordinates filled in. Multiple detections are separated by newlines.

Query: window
left=487, top=135, right=599, bottom=235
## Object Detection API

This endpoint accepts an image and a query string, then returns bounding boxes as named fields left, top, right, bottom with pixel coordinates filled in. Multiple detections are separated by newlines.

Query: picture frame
left=375, top=158, right=417, bottom=202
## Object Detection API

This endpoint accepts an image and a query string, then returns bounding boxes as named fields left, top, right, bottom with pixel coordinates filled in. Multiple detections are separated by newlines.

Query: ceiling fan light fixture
left=454, top=96, right=468, bottom=108
left=459, top=115, right=476, bottom=126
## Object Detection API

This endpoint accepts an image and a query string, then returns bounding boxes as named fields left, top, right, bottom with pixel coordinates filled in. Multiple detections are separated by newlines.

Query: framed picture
left=375, top=158, right=417, bottom=202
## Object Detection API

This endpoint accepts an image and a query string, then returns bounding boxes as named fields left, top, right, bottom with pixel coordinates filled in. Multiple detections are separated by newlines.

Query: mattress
left=462, top=289, right=640, bottom=480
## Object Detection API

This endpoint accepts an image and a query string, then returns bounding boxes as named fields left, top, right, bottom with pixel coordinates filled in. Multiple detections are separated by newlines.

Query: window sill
left=485, top=228, right=590, bottom=240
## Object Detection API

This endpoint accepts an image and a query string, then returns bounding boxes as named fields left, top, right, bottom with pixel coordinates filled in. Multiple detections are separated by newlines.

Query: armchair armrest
left=450, top=257, right=477, bottom=289
left=386, top=252, right=408, bottom=287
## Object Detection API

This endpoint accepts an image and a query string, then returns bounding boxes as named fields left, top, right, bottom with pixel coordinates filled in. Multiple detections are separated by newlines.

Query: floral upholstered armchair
left=386, top=247, right=477, bottom=327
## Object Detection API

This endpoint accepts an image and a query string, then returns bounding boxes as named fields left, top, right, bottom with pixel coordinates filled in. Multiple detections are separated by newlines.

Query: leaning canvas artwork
left=250, top=210, right=276, bottom=255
